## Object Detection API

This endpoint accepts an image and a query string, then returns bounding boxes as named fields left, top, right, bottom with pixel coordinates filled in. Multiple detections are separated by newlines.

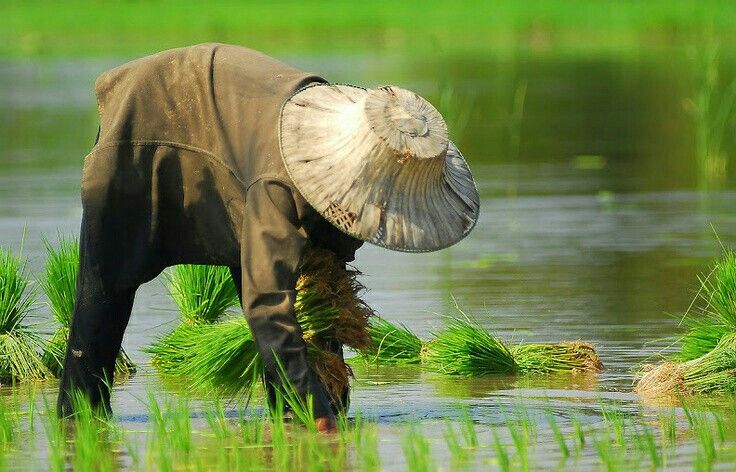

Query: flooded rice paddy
left=2, top=49, right=736, bottom=470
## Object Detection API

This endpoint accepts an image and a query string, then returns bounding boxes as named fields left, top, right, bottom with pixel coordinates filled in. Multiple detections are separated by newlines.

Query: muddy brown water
left=1, top=51, right=736, bottom=470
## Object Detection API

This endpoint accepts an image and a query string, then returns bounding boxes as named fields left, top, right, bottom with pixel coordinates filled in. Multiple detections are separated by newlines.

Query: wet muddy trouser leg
left=57, top=213, right=139, bottom=416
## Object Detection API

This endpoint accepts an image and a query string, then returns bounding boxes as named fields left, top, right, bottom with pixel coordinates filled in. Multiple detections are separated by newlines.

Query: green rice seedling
left=0, top=246, right=50, bottom=383
left=571, top=416, right=586, bottom=454
left=0, top=399, right=16, bottom=451
left=685, top=334, right=736, bottom=394
left=600, top=402, right=627, bottom=447
left=659, top=410, right=677, bottom=459
left=423, top=317, right=516, bottom=376
left=352, top=411, right=380, bottom=472
left=636, top=250, right=736, bottom=397
left=148, top=319, right=262, bottom=397
left=270, top=355, right=317, bottom=431
left=146, top=392, right=194, bottom=470
left=41, top=394, right=66, bottom=472
left=491, top=428, right=510, bottom=472
left=592, top=431, right=621, bottom=472
left=423, top=316, right=602, bottom=377
left=633, top=422, right=661, bottom=469
left=147, top=265, right=240, bottom=390
left=237, top=406, right=267, bottom=446
left=545, top=411, right=569, bottom=458
left=166, top=264, right=239, bottom=324
left=204, top=398, right=231, bottom=441
left=512, top=341, right=603, bottom=374
left=401, top=424, right=435, bottom=472
left=689, top=411, right=717, bottom=470
left=506, top=419, right=530, bottom=472
left=358, top=317, right=423, bottom=365
left=444, top=420, right=469, bottom=463
left=68, top=389, right=116, bottom=472
left=40, top=236, right=135, bottom=377
left=459, top=407, right=478, bottom=448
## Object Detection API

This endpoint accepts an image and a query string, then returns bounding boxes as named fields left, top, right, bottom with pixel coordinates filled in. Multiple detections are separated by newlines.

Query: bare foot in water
left=315, top=415, right=337, bottom=433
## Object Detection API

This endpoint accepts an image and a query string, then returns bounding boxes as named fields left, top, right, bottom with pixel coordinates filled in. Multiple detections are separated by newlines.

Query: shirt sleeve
left=241, top=178, right=333, bottom=417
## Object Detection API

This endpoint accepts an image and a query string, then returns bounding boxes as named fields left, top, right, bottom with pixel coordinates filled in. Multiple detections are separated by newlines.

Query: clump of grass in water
left=148, top=319, right=262, bottom=395
left=358, top=317, right=423, bottom=365
left=422, top=316, right=602, bottom=376
left=636, top=248, right=736, bottom=397
left=148, top=248, right=372, bottom=406
left=166, top=263, right=240, bottom=325
left=147, top=263, right=240, bottom=374
left=423, top=316, right=516, bottom=376
left=676, top=249, right=736, bottom=362
left=0, top=246, right=50, bottom=383
left=39, top=236, right=135, bottom=377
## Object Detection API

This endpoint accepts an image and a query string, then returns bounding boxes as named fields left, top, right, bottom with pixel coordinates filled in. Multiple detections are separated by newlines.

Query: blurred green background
left=4, top=0, right=736, bottom=58
left=3, top=0, right=736, bottom=192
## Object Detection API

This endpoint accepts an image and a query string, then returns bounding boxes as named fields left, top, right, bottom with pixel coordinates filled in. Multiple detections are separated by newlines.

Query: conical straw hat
left=279, top=84, right=480, bottom=252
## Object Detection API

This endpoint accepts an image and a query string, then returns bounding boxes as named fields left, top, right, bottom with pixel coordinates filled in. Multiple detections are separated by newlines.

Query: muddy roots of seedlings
left=0, top=247, right=50, bottom=382
left=636, top=333, right=736, bottom=398
left=295, top=248, right=373, bottom=350
left=39, top=237, right=136, bottom=378
left=636, top=250, right=736, bottom=398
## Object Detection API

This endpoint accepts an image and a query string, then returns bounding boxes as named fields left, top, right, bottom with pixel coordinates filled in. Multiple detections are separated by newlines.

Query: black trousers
left=56, top=229, right=349, bottom=417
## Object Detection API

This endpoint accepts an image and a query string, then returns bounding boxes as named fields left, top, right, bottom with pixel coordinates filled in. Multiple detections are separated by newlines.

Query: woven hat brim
left=279, top=83, right=480, bottom=253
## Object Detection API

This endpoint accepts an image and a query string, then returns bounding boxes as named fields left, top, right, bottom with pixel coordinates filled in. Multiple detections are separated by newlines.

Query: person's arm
left=240, top=178, right=335, bottom=428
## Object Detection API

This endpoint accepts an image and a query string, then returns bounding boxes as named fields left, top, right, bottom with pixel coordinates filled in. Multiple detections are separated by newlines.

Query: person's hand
left=315, top=415, right=337, bottom=433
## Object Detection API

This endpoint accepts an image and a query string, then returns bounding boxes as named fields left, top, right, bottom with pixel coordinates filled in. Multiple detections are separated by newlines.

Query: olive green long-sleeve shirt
left=83, top=43, right=362, bottom=415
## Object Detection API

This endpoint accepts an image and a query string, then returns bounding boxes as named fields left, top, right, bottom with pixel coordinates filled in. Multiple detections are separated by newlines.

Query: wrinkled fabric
left=61, top=44, right=363, bottom=417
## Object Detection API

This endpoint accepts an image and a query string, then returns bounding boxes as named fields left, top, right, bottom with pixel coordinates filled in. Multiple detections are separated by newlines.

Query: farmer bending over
left=57, top=43, right=480, bottom=432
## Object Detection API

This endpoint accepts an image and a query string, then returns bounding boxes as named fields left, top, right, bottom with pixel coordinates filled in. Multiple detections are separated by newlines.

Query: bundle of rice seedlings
left=147, top=263, right=240, bottom=375
left=148, top=247, right=372, bottom=405
left=359, top=315, right=603, bottom=375
left=636, top=333, right=736, bottom=397
left=422, top=317, right=517, bottom=376
left=512, top=342, right=603, bottom=374
left=636, top=249, right=736, bottom=397
left=165, top=264, right=240, bottom=325
left=294, top=249, right=373, bottom=349
left=358, top=316, right=424, bottom=365
left=669, top=250, right=736, bottom=363
left=39, top=237, right=136, bottom=377
left=150, top=320, right=261, bottom=394
left=422, top=317, right=602, bottom=377
left=0, top=247, right=50, bottom=382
